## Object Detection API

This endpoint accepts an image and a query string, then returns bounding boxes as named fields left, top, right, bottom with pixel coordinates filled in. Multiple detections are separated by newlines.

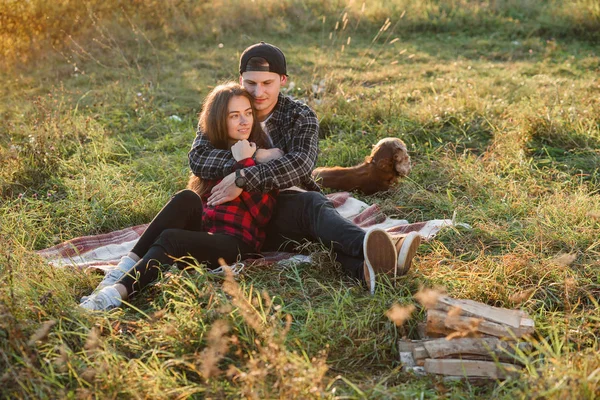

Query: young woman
left=80, top=82, right=277, bottom=311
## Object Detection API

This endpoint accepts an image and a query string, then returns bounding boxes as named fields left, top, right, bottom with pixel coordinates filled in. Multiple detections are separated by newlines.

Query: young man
left=188, top=42, right=420, bottom=293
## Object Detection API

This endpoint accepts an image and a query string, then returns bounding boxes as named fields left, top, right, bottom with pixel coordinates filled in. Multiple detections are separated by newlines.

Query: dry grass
left=1, top=0, right=599, bottom=398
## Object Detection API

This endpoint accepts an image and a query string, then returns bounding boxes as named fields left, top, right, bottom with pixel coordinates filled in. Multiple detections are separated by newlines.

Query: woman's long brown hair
left=189, top=82, right=270, bottom=196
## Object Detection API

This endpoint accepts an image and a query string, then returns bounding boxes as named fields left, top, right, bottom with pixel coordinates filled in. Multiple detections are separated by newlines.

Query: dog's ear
left=376, top=157, right=394, bottom=172
left=370, top=143, right=395, bottom=171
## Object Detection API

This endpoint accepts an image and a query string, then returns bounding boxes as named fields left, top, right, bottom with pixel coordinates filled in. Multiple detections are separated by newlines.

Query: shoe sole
left=363, top=228, right=397, bottom=295
left=396, top=231, right=421, bottom=276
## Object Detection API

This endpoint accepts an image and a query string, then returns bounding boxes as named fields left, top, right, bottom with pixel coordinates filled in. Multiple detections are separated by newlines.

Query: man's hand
left=254, top=148, right=284, bottom=164
left=208, top=172, right=243, bottom=206
left=231, top=140, right=256, bottom=161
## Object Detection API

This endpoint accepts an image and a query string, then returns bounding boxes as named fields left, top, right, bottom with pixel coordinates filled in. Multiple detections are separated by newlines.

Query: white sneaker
left=102, top=256, right=137, bottom=287
left=79, top=286, right=122, bottom=311
left=80, top=256, right=136, bottom=303
left=394, top=232, right=421, bottom=276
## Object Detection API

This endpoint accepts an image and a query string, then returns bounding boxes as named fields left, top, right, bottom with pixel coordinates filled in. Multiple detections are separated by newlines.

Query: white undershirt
left=259, top=115, right=274, bottom=148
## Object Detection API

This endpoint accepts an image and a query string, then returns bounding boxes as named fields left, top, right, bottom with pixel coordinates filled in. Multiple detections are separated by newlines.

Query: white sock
left=115, top=255, right=137, bottom=272
left=127, top=252, right=141, bottom=262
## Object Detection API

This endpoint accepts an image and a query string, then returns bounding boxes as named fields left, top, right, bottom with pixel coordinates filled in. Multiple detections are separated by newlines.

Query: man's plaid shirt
left=189, top=93, right=321, bottom=192
left=201, top=158, right=277, bottom=252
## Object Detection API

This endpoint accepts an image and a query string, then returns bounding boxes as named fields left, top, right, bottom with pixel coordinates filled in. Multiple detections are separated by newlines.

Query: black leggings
left=118, top=190, right=253, bottom=296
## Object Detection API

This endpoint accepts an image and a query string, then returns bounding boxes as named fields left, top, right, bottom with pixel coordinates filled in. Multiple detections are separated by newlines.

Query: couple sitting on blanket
left=80, top=42, right=421, bottom=311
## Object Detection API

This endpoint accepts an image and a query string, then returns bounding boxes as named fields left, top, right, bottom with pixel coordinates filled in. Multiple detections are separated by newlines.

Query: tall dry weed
left=218, top=270, right=330, bottom=399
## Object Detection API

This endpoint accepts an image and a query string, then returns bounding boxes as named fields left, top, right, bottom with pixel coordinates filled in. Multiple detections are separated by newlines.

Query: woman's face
left=226, top=95, right=253, bottom=142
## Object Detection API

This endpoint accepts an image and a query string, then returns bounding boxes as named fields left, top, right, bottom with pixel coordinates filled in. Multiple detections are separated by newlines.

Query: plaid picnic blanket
left=38, top=192, right=467, bottom=272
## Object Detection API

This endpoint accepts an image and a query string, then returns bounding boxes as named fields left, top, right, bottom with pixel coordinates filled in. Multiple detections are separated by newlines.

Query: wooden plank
left=412, top=346, right=429, bottom=364
left=442, top=375, right=502, bottom=384
left=417, top=322, right=428, bottom=339
left=398, top=339, right=433, bottom=353
left=451, top=314, right=532, bottom=338
left=427, top=309, right=534, bottom=338
left=398, top=340, right=418, bottom=353
left=426, top=309, right=458, bottom=336
left=422, top=337, right=526, bottom=365
left=449, top=296, right=530, bottom=320
left=423, top=337, right=501, bottom=358
left=424, top=359, right=520, bottom=379
left=516, top=342, right=533, bottom=352
left=399, top=351, right=416, bottom=368
left=435, top=296, right=525, bottom=329
left=521, top=316, right=535, bottom=329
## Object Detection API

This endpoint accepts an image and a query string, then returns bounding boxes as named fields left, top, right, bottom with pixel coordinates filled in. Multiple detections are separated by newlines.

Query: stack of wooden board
left=400, top=295, right=535, bottom=380
left=425, top=295, right=535, bottom=339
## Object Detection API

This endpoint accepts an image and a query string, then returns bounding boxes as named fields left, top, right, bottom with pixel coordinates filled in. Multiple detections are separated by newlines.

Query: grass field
left=1, top=0, right=599, bottom=398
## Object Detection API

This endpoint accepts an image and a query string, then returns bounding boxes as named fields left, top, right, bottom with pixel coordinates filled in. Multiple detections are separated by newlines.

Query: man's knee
left=298, top=191, right=331, bottom=209
left=273, top=191, right=331, bottom=222
left=301, top=192, right=334, bottom=221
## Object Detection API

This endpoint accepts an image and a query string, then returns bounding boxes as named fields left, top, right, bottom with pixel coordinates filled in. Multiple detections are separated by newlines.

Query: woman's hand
left=231, top=140, right=256, bottom=161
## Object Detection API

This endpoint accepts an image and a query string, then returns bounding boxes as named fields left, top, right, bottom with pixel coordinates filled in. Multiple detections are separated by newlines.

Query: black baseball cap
left=239, top=42, right=287, bottom=76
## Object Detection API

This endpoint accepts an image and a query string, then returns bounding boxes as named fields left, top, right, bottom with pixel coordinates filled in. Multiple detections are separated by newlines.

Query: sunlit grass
left=1, top=0, right=599, bottom=398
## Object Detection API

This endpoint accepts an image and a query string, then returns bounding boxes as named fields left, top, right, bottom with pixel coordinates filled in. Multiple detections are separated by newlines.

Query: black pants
left=118, top=190, right=252, bottom=295
left=262, top=191, right=366, bottom=280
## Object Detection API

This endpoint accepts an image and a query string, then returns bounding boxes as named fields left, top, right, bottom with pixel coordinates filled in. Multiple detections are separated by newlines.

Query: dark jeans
left=118, top=190, right=252, bottom=296
left=262, top=191, right=366, bottom=280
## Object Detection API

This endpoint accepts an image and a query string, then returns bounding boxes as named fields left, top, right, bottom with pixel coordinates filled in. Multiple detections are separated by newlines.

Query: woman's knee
left=153, top=228, right=183, bottom=253
left=171, top=189, right=201, bottom=205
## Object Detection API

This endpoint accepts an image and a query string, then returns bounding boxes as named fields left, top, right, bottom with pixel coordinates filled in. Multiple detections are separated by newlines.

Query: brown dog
left=312, top=137, right=411, bottom=194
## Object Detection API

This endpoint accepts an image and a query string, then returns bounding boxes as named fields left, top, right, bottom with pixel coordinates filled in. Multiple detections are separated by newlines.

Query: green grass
left=1, top=0, right=600, bottom=398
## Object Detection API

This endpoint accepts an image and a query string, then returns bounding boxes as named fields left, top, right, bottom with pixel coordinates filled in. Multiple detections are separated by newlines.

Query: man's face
left=240, top=71, right=287, bottom=121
